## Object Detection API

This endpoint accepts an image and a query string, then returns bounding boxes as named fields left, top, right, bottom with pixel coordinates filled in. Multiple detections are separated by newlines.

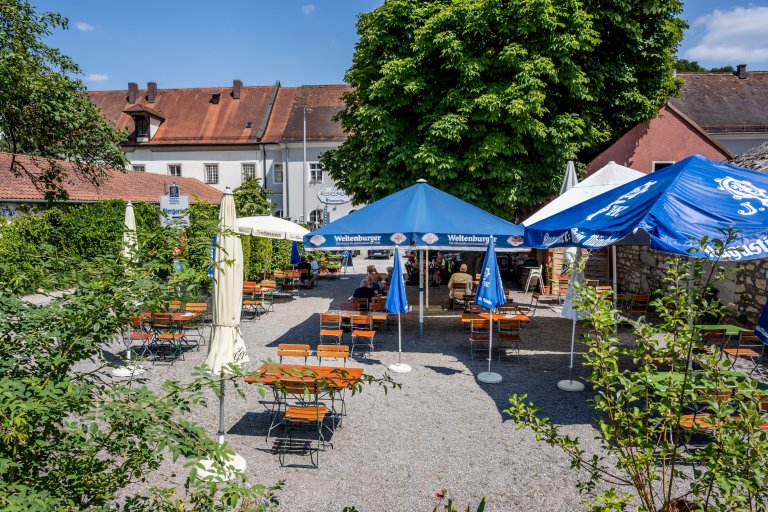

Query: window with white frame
left=273, top=163, right=284, bottom=183
left=309, top=162, right=324, bottom=183
left=204, top=163, right=219, bottom=184
left=241, top=163, right=257, bottom=182
left=168, top=164, right=182, bottom=177
left=652, top=161, right=675, bottom=172
left=131, top=164, right=145, bottom=172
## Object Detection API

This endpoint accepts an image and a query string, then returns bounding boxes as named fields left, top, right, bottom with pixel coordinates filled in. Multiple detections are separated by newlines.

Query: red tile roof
left=88, top=82, right=351, bottom=145
left=670, top=72, right=768, bottom=133
left=0, top=152, right=222, bottom=204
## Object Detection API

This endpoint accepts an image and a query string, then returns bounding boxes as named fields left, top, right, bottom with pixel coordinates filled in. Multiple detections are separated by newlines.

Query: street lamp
left=303, top=106, right=313, bottom=223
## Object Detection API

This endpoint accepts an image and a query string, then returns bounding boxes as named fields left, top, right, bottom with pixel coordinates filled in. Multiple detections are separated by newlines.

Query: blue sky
left=33, top=0, right=768, bottom=90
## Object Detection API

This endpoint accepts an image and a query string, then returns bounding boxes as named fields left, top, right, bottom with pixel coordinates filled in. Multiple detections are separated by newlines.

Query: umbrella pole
left=424, top=249, right=432, bottom=309
left=112, top=319, right=145, bottom=377
left=477, top=310, right=502, bottom=384
left=419, top=249, right=424, bottom=339
left=487, top=311, right=493, bottom=374
left=557, top=317, right=584, bottom=391
left=388, top=311, right=411, bottom=373
left=217, top=378, right=226, bottom=444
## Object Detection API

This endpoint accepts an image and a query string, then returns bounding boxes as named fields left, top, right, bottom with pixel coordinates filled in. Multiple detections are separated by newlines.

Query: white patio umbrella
left=113, top=201, right=145, bottom=377
left=236, top=215, right=309, bottom=241
left=199, top=187, right=249, bottom=480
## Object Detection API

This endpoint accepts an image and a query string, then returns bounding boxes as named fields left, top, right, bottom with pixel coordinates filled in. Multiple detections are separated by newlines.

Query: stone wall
left=616, top=246, right=768, bottom=325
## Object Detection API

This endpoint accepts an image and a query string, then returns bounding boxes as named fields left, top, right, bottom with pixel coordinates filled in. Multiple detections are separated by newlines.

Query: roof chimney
left=232, top=79, right=242, bottom=99
left=211, top=91, right=221, bottom=104
left=147, top=82, right=157, bottom=103
left=128, top=82, right=138, bottom=103
left=735, top=64, right=748, bottom=79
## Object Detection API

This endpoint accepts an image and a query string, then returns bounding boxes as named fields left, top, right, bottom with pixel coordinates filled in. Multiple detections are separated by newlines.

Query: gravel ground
left=107, top=255, right=627, bottom=511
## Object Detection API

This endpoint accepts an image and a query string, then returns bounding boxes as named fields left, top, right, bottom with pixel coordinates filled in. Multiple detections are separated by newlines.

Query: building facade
left=89, top=81, right=354, bottom=228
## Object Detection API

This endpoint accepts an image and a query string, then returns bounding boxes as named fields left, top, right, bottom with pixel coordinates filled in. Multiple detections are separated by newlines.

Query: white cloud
left=75, top=21, right=95, bottom=32
left=685, top=7, right=768, bottom=67
left=301, top=4, right=316, bottom=15
left=87, top=73, right=109, bottom=82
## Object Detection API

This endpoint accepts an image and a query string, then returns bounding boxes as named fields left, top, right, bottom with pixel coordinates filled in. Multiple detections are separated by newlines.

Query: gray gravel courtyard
left=111, top=255, right=609, bottom=511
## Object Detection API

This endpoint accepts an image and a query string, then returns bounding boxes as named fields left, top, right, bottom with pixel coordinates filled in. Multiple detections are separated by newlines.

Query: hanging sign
left=160, top=184, right=189, bottom=227
left=317, top=187, right=351, bottom=205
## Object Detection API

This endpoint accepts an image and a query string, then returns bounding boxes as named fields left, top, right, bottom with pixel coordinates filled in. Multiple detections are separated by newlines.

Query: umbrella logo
left=586, top=181, right=657, bottom=221
left=715, top=177, right=768, bottom=216
left=421, top=233, right=438, bottom=244
left=507, top=235, right=524, bottom=246
left=310, top=235, right=326, bottom=246
left=391, top=233, right=407, bottom=244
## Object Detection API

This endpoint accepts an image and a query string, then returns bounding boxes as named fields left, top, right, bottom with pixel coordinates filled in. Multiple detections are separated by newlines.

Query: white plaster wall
left=123, top=147, right=262, bottom=191
left=121, top=142, right=354, bottom=223
left=149, top=118, right=162, bottom=139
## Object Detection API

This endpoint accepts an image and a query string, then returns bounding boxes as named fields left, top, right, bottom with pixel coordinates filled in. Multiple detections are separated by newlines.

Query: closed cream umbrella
left=113, top=201, right=145, bottom=377
left=199, top=186, right=249, bottom=479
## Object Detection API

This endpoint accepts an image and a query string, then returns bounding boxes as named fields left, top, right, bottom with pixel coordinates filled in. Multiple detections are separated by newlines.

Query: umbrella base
left=557, top=379, right=585, bottom=392
left=196, top=452, right=247, bottom=481
left=388, top=363, right=411, bottom=373
left=111, top=364, right=146, bottom=377
left=477, top=371, right=502, bottom=384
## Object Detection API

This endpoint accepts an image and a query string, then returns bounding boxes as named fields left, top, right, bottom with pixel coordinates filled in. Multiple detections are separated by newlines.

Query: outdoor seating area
left=120, top=306, right=207, bottom=365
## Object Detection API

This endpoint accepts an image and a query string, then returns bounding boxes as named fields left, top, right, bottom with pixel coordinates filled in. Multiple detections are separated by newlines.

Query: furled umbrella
left=474, top=237, right=507, bottom=384
left=386, top=246, right=411, bottom=373
left=290, top=240, right=301, bottom=266
left=199, top=186, right=249, bottom=479
left=112, top=201, right=145, bottom=377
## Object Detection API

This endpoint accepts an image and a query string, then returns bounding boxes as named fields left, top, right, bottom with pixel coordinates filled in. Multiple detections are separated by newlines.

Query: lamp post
left=302, top=106, right=313, bottom=223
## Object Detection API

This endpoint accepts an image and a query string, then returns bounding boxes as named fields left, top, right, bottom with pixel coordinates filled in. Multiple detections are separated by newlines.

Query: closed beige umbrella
left=121, top=201, right=138, bottom=261
left=113, top=201, right=144, bottom=377
left=200, top=186, right=248, bottom=479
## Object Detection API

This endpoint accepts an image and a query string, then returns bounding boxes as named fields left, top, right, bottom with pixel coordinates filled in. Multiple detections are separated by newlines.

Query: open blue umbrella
left=386, top=247, right=411, bottom=373
left=525, top=154, right=768, bottom=260
left=474, top=237, right=506, bottom=384
left=290, top=240, right=301, bottom=266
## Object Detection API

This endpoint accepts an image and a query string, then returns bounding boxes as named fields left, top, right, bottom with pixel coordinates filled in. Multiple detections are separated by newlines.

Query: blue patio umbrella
left=474, top=237, right=506, bottom=384
left=525, top=154, right=768, bottom=261
left=386, top=247, right=411, bottom=373
left=756, top=301, right=768, bottom=345
left=290, top=240, right=301, bottom=266
left=304, top=179, right=525, bottom=337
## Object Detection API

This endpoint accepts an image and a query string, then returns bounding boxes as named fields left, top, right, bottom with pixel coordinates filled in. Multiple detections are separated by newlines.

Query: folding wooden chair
left=368, top=301, right=391, bottom=331
left=723, top=330, right=765, bottom=377
left=316, top=344, right=350, bottom=366
left=468, top=319, right=491, bottom=361
left=277, top=343, right=310, bottom=364
left=497, top=318, right=522, bottom=360
left=182, top=302, right=208, bottom=347
left=319, top=313, right=344, bottom=345
left=149, top=312, right=185, bottom=363
left=277, top=379, right=329, bottom=468
left=350, top=314, right=376, bottom=355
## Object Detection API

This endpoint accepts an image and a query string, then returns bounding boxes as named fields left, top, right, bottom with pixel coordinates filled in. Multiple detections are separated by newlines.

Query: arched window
left=309, top=209, right=324, bottom=229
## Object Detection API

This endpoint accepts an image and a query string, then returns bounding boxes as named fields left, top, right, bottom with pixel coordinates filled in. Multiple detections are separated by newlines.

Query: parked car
left=367, top=249, right=391, bottom=259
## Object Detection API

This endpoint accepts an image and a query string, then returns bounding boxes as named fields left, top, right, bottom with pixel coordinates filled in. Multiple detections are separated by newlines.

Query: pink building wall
left=587, top=104, right=732, bottom=174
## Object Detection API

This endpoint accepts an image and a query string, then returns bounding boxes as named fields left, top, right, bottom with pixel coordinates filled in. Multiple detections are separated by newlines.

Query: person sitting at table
left=297, top=257, right=312, bottom=287
left=445, top=263, right=473, bottom=310
left=308, top=255, right=319, bottom=288
left=352, top=275, right=375, bottom=301
left=361, top=265, right=383, bottom=293
left=382, top=266, right=395, bottom=294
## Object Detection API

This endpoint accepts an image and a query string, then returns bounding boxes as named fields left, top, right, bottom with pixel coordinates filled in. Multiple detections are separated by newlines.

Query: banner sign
left=160, top=186, right=189, bottom=227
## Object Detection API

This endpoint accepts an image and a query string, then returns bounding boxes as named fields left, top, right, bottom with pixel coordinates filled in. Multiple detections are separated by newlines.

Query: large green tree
left=0, top=0, right=127, bottom=201
left=323, top=0, right=685, bottom=218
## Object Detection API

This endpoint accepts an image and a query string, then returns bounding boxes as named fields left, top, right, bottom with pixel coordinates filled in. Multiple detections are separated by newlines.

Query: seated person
left=297, top=257, right=312, bottom=287
left=352, top=275, right=375, bottom=301
left=361, top=265, right=383, bottom=293
left=308, top=255, right=319, bottom=287
left=446, top=264, right=473, bottom=309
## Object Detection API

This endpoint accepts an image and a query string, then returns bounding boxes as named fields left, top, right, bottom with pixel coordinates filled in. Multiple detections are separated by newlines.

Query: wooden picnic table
left=644, top=370, right=768, bottom=394
left=326, top=309, right=389, bottom=322
left=245, top=363, right=364, bottom=390
left=461, top=312, right=530, bottom=324
left=696, top=324, right=748, bottom=338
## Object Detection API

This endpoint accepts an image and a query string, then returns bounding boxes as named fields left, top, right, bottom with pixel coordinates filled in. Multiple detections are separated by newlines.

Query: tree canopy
left=675, top=58, right=733, bottom=74
left=0, top=0, right=127, bottom=201
left=323, top=0, right=685, bottom=218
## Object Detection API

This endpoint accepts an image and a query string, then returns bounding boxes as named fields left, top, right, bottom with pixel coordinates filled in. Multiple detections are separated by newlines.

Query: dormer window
left=134, top=116, right=149, bottom=140
left=122, top=103, right=167, bottom=143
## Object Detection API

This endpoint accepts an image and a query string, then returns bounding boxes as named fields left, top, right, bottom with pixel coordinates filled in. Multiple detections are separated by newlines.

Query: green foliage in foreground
left=507, top=232, right=768, bottom=511
left=0, top=238, right=400, bottom=510
left=0, top=0, right=128, bottom=201
left=324, top=0, right=685, bottom=218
